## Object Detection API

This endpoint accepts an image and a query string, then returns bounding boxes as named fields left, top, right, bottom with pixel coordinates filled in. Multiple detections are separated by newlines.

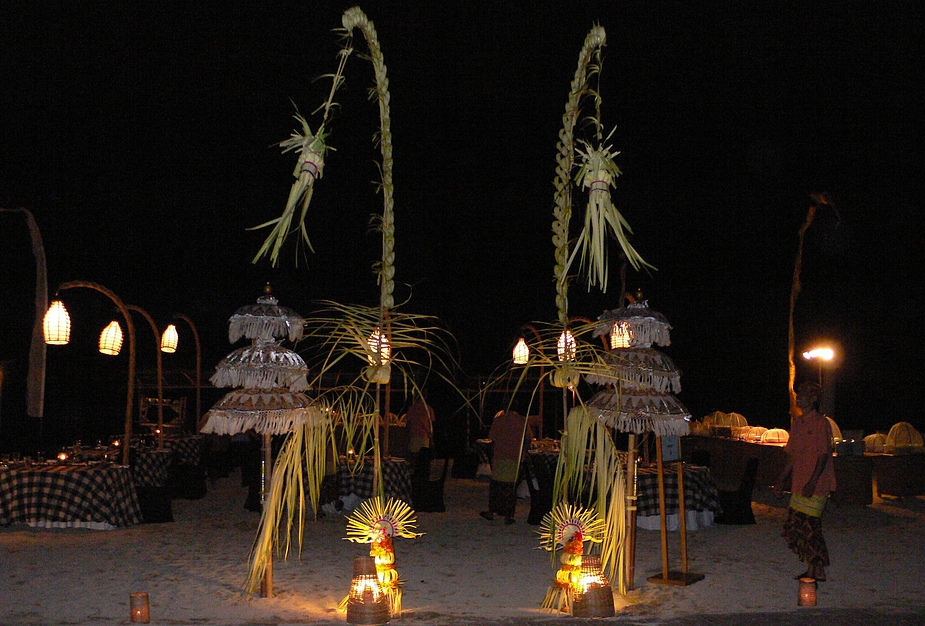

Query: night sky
left=2, top=3, right=922, bottom=444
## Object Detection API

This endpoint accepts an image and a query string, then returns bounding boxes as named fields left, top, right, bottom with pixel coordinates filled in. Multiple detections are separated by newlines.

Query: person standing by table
left=774, top=381, right=836, bottom=582
left=480, top=409, right=533, bottom=525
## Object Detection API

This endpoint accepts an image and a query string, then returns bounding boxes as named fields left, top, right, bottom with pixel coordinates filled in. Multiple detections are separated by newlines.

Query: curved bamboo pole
left=172, top=313, right=202, bottom=429
left=552, top=26, right=606, bottom=328
left=57, top=281, right=135, bottom=465
left=342, top=6, right=396, bottom=493
left=126, top=305, right=165, bottom=450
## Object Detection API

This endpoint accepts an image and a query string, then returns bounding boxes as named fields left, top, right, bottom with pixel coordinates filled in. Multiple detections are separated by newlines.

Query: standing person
left=405, top=391, right=435, bottom=460
left=480, top=409, right=533, bottom=525
left=774, top=381, right=837, bottom=581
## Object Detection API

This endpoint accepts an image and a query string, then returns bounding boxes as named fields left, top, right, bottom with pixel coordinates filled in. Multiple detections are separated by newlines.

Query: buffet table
left=0, top=462, right=142, bottom=529
left=635, top=464, right=721, bottom=531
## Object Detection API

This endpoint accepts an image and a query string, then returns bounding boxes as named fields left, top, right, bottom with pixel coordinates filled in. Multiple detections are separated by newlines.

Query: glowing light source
left=160, top=324, right=179, bottom=353
left=802, top=347, right=834, bottom=361
left=570, top=554, right=614, bottom=618
left=609, top=322, right=632, bottom=349
left=346, top=556, right=390, bottom=625
left=43, top=300, right=71, bottom=345
left=99, top=321, right=124, bottom=356
left=367, top=327, right=391, bottom=365
left=512, top=337, right=529, bottom=364
left=557, top=329, right=576, bottom=362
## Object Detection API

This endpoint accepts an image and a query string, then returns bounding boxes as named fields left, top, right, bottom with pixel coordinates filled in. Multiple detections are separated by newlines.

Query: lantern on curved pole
left=99, top=321, right=124, bottom=355
left=44, top=281, right=136, bottom=465
left=161, top=314, right=202, bottom=429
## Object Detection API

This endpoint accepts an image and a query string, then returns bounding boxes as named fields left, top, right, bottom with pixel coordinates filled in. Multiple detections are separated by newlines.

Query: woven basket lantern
left=570, top=555, right=615, bottom=618
left=346, top=556, right=391, bottom=625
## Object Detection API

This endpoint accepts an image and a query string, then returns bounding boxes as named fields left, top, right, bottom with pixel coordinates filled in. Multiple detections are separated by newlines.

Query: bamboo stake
left=260, top=433, right=274, bottom=598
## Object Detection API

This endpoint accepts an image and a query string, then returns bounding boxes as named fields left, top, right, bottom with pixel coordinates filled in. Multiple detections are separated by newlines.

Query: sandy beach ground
left=3, top=467, right=924, bottom=625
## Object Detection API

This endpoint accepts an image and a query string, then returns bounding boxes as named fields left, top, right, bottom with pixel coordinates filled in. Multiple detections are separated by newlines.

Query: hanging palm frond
left=553, top=405, right=627, bottom=595
left=245, top=404, right=335, bottom=594
left=567, top=134, right=653, bottom=289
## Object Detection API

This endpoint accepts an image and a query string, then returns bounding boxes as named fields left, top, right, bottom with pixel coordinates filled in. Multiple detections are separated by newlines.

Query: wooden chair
left=411, top=448, right=449, bottom=512
left=714, top=456, right=759, bottom=525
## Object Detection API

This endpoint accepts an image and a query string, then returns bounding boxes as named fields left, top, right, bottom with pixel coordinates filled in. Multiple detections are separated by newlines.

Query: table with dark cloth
left=162, top=435, right=204, bottom=467
left=0, top=462, right=141, bottom=529
left=337, top=457, right=413, bottom=506
left=131, top=449, right=173, bottom=488
left=635, top=464, right=721, bottom=530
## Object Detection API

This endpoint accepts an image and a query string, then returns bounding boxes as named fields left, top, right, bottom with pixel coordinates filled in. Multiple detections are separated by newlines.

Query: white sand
left=2, top=470, right=924, bottom=625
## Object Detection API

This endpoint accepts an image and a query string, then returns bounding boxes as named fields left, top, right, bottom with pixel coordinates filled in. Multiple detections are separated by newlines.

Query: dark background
left=2, top=2, right=922, bottom=447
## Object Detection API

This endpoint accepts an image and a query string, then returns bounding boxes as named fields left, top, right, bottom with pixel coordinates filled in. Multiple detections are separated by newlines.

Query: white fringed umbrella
left=210, top=340, right=309, bottom=392
left=586, top=300, right=699, bottom=587
left=203, top=286, right=316, bottom=598
left=228, top=286, right=305, bottom=344
left=201, top=388, right=326, bottom=436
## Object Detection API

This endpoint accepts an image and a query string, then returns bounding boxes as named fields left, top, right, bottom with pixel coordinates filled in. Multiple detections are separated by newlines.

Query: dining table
left=634, top=463, right=721, bottom=531
left=336, top=456, right=413, bottom=509
left=0, top=460, right=142, bottom=529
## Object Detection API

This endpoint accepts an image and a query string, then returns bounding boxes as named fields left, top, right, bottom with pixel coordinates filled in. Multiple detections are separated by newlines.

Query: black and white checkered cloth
left=337, top=458, right=413, bottom=506
left=163, top=435, right=203, bottom=467
left=634, top=465, right=720, bottom=517
left=0, top=463, right=142, bottom=528
left=131, top=450, right=173, bottom=488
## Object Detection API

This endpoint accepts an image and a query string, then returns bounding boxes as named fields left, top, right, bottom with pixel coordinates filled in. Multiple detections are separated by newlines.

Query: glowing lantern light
left=802, top=347, right=834, bottom=361
left=99, top=321, right=124, bottom=356
left=160, top=324, right=179, bottom=353
left=609, top=322, right=632, bottom=349
left=367, top=328, right=391, bottom=365
left=512, top=337, right=529, bottom=364
left=43, top=300, right=71, bottom=345
left=346, top=556, right=390, bottom=625
left=570, top=555, right=615, bottom=618
left=557, top=329, right=576, bottom=362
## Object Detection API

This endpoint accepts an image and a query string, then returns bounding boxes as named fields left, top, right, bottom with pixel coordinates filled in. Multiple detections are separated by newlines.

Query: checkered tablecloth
left=634, top=464, right=720, bottom=518
left=337, top=457, right=413, bottom=506
left=0, top=463, right=142, bottom=529
left=162, top=435, right=203, bottom=467
left=131, top=450, right=173, bottom=488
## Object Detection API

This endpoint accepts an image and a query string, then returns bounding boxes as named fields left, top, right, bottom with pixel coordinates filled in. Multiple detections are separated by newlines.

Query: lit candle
left=130, top=592, right=150, bottom=623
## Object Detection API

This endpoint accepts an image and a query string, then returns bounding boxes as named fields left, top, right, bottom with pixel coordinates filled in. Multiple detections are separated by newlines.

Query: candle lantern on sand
left=129, top=592, right=150, bottom=623
left=346, top=556, right=390, bottom=625
left=571, top=555, right=615, bottom=618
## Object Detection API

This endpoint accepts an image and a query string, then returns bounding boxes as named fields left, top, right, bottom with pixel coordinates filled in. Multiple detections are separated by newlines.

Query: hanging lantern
left=609, top=321, right=632, bottom=349
left=346, top=556, right=390, bottom=625
left=99, top=321, right=124, bottom=356
left=557, top=329, right=576, bottom=362
left=367, top=327, right=391, bottom=365
left=160, top=324, right=179, bottom=353
left=43, top=300, right=71, bottom=345
left=512, top=337, right=529, bottom=365
left=570, top=555, right=615, bottom=618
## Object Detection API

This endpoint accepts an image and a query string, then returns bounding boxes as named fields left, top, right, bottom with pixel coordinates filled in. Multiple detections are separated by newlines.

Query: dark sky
left=2, top=2, right=922, bottom=438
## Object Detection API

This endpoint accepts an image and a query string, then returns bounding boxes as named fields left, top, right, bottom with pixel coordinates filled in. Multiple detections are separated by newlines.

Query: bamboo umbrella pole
left=260, top=433, right=274, bottom=598
left=625, top=433, right=638, bottom=589
left=677, top=457, right=689, bottom=572
left=655, top=435, right=670, bottom=580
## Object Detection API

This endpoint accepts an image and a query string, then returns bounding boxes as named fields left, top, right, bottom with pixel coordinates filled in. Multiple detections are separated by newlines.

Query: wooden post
left=625, top=433, right=638, bottom=589
left=260, top=433, right=274, bottom=598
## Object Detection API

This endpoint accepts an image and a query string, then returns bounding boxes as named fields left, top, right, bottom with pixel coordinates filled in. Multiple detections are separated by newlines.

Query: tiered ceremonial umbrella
left=586, top=300, right=700, bottom=587
left=201, top=285, right=318, bottom=597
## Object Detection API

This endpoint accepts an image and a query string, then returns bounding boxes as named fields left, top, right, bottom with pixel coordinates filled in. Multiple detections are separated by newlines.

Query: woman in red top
left=774, top=381, right=837, bottom=581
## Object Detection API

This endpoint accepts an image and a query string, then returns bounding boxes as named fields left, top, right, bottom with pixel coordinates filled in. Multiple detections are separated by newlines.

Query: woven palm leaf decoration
left=538, top=502, right=606, bottom=613
left=342, top=496, right=423, bottom=617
